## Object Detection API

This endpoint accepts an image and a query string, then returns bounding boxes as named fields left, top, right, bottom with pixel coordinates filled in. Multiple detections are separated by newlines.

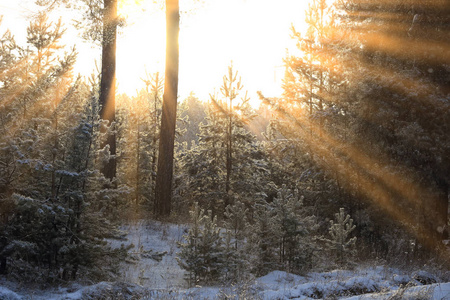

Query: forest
left=0, top=0, right=449, bottom=298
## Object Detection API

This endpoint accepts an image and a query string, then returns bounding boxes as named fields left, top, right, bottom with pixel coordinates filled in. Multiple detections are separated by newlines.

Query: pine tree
left=261, top=0, right=346, bottom=224
left=222, top=200, right=249, bottom=281
left=155, top=0, right=180, bottom=217
left=181, top=103, right=227, bottom=215
left=98, top=0, right=118, bottom=181
left=247, top=200, right=278, bottom=276
left=0, top=17, right=126, bottom=282
left=177, top=203, right=225, bottom=286
left=177, top=203, right=203, bottom=286
left=271, top=185, right=318, bottom=274
left=116, top=72, right=163, bottom=214
left=180, top=65, right=269, bottom=217
left=323, top=208, right=356, bottom=267
left=36, top=0, right=122, bottom=181
left=177, top=93, right=207, bottom=149
left=197, top=209, right=224, bottom=284
left=282, top=0, right=340, bottom=131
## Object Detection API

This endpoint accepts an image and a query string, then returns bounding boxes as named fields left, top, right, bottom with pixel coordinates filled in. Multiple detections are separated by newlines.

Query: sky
left=0, top=0, right=308, bottom=105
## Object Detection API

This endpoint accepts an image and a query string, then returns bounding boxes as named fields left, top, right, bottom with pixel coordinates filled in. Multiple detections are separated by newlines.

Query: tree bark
left=99, top=0, right=117, bottom=181
left=154, top=0, right=179, bottom=217
left=434, top=177, right=449, bottom=241
left=225, top=97, right=232, bottom=208
left=0, top=237, right=6, bottom=275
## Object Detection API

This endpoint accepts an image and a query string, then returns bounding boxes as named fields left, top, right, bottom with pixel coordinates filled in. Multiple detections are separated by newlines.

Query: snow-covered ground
left=1, top=220, right=449, bottom=299
left=111, top=220, right=188, bottom=289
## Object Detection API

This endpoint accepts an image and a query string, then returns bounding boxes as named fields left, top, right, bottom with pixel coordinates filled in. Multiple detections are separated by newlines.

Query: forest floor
left=1, top=220, right=449, bottom=299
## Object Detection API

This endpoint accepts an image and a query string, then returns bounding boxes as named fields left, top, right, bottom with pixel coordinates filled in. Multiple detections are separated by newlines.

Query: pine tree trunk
left=0, top=257, right=5, bottom=275
left=151, top=81, right=159, bottom=209
left=0, top=236, right=6, bottom=275
left=136, top=125, right=140, bottom=206
left=99, top=0, right=117, bottom=181
left=51, top=118, right=57, bottom=201
left=434, top=177, right=449, bottom=241
left=154, top=0, right=179, bottom=217
left=225, top=98, right=232, bottom=208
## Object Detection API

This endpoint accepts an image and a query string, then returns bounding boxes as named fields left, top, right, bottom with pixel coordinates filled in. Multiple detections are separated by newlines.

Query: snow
left=109, top=220, right=188, bottom=289
left=1, top=220, right=449, bottom=299
left=55, top=170, right=79, bottom=177
left=254, top=270, right=449, bottom=300
left=433, top=283, right=450, bottom=299
left=345, top=282, right=450, bottom=300
left=0, top=286, right=22, bottom=300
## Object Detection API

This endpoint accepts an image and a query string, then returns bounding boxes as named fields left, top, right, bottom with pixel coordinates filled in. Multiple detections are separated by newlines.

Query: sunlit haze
left=1, top=0, right=307, bottom=105
left=117, top=0, right=307, bottom=103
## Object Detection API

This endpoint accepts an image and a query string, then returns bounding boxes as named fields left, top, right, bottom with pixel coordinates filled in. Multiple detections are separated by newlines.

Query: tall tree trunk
left=99, top=0, right=117, bottom=181
left=0, top=236, right=6, bottom=274
left=225, top=97, right=232, bottom=208
left=136, top=124, right=141, bottom=206
left=154, top=0, right=179, bottom=217
left=434, top=176, right=449, bottom=241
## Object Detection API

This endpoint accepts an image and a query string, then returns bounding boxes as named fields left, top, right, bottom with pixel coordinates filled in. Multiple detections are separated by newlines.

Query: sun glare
left=115, top=0, right=309, bottom=103
left=118, top=0, right=146, bottom=18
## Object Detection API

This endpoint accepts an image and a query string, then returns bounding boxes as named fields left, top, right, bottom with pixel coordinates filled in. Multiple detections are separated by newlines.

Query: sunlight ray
left=260, top=93, right=446, bottom=254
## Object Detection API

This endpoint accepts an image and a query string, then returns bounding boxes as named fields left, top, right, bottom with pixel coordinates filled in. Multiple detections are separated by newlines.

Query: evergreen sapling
left=323, top=208, right=357, bottom=267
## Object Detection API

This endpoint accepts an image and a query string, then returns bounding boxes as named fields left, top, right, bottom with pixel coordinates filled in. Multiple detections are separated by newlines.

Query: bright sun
left=114, top=0, right=309, bottom=103
left=1, top=0, right=308, bottom=104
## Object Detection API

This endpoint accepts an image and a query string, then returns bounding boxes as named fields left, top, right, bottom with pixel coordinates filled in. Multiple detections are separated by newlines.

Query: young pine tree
left=0, top=17, right=127, bottom=282
left=271, top=185, right=318, bottom=274
left=177, top=203, right=225, bottom=286
left=323, top=208, right=357, bottom=267
left=115, top=72, right=163, bottom=214
left=180, top=65, right=268, bottom=217
left=222, top=200, right=249, bottom=282
left=247, top=200, right=279, bottom=276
